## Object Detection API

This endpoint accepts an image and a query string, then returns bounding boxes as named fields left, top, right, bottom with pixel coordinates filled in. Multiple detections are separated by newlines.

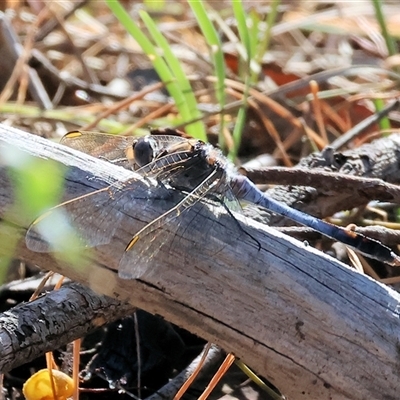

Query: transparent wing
left=222, top=186, right=243, bottom=213
left=145, top=134, right=188, bottom=150
left=26, top=150, right=200, bottom=253
left=118, top=169, right=224, bottom=279
left=26, top=185, right=128, bottom=252
left=118, top=193, right=245, bottom=281
left=61, top=131, right=193, bottom=170
left=136, top=150, right=196, bottom=178
left=61, top=131, right=135, bottom=167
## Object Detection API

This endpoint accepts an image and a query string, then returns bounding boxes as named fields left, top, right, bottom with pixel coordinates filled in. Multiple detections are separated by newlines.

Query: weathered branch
left=0, top=282, right=135, bottom=372
left=257, top=134, right=400, bottom=223
left=1, top=124, right=400, bottom=400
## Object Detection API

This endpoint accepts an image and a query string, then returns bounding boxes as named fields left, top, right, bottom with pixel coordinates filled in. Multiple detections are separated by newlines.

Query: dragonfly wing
left=118, top=193, right=244, bottom=281
left=25, top=179, right=148, bottom=253
left=118, top=170, right=224, bottom=279
left=27, top=138, right=200, bottom=256
left=223, top=186, right=243, bottom=213
left=61, top=131, right=135, bottom=167
left=146, top=134, right=187, bottom=149
left=26, top=187, right=119, bottom=252
left=135, top=150, right=195, bottom=178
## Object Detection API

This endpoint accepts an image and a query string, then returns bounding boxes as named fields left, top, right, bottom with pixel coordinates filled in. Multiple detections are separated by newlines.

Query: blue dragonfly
left=26, top=129, right=400, bottom=277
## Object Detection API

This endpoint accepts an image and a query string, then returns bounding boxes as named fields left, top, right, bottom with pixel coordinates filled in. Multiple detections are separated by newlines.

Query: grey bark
left=0, top=282, right=135, bottom=372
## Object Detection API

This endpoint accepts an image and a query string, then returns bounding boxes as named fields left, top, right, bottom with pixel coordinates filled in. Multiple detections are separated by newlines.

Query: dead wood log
left=0, top=282, right=135, bottom=372
left=255, top=134, right=400, bottom=223
left=1, top=124, right=400, bottom=400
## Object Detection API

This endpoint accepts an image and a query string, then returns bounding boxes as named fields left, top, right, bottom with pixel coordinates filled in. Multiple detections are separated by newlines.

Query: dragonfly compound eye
left=133, top=136, right=156, bottom=167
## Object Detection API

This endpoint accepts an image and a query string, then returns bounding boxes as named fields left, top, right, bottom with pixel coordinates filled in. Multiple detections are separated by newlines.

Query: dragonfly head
left=132, top=136, right=157, bottom=167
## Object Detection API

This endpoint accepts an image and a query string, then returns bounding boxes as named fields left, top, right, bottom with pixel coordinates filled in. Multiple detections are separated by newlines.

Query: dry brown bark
left=1, top=124, right=400, bottom=400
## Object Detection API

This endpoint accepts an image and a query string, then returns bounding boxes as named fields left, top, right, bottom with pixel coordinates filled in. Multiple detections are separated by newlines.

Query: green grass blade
left=230, top=1, right=281, bottom=159
left=253, top=0, right=281, bottom=81
left=188, top=0, right=226, bottom=147
left=233, top=0, right=251, bottom=67
left=230, top=0, right=252, bottom=160
left=373, top=98, right=391, bottom=132
left=143, top=0, right=165, bottom=11
left=106, top=1, right=176, bottom=93
left=371, top=0, right=396, bottom=57
left=106, top=0, right=205, bottom=139
left=139, top=10, right=206, bottom=141
left=248, top=9, right=261, bottom=76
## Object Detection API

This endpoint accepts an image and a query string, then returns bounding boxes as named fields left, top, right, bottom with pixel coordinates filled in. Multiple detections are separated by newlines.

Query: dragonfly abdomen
left=230, top=175, right=400, bottom=266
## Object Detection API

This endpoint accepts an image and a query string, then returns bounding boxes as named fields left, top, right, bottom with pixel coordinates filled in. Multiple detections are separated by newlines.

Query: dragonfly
left=26, top=129, right=400, bottom=279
